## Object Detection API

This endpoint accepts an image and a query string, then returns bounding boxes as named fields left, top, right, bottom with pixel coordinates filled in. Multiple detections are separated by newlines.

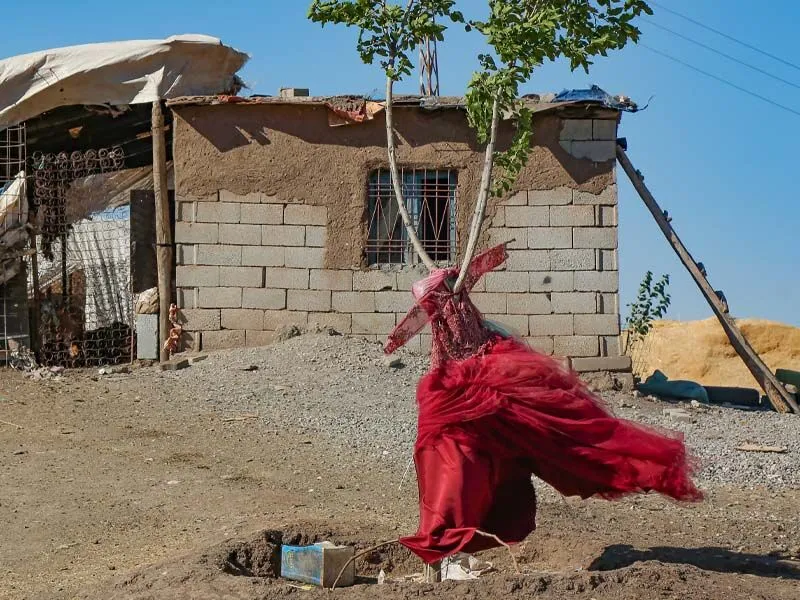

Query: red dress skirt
left=386, top=245, right=703, bottom=564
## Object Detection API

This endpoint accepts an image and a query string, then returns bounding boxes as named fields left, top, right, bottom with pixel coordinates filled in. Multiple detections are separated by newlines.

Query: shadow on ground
left=589, top=544, right=800, bottom=579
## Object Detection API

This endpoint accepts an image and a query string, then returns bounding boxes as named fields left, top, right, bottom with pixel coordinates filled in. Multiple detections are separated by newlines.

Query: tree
left=309, top=0, right=652, bottom=289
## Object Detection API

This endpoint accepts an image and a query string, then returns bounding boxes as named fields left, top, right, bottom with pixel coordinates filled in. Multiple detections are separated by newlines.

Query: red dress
left=386, top=244, right=702, bottom=564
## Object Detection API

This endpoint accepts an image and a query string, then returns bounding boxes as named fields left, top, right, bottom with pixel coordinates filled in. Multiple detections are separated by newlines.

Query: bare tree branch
left=453, top=97, right=500, bottom=292
left=385, top=76, right=436, bottom=270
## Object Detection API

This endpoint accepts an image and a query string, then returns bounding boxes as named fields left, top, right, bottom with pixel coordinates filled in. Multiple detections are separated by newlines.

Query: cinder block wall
left=482, top=183, right=624, bottom=372
left=171, top=103, right=628, bottom=374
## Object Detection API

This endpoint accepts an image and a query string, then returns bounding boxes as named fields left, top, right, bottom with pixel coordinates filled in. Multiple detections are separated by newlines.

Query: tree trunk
left=453, top=98, right=500, bottom=292
left=151, top=101, right=173, bottom=362
left=384, top=77, right=436, bottom=271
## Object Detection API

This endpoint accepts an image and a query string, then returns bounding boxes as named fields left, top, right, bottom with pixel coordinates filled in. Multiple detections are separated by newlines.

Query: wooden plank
left=735, top=444, right=788, bottom=454
left=29, top=231, right=40, bottom=353
left=424, top=561, right=441, bottom=583
left=151, top=102, right=173, bottom=363
left=617, top=145, right=799, bottom=414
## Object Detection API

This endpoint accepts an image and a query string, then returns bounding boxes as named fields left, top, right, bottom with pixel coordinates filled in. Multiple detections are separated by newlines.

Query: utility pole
left=419, top=34, right=440, bottom=97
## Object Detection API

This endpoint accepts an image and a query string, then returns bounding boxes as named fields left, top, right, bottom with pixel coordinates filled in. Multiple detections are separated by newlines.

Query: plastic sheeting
left=0, top=172, right=27, bottom=233
left=35, top=207, right=131, bottom=330
left=0, top=34, right=248, bottom=128
left=0, top=172, right=29, bottom=285
left=553, top=85, right=639, bottom=112
left=638, top=370, right=710, bottom=403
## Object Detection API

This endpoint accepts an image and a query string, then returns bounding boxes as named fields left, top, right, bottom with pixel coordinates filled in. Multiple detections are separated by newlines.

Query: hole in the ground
left=219, top=530, right=283, bottom=578
left=216, top=527, right=417, bottom=582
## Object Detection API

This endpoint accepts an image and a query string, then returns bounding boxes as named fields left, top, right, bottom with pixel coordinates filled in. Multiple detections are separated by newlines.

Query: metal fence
left=0, top=124, right=29, bottom=363
left=32, top=205, right=133, bottom=367
left=0, top=118, right=149, bottom=369
left=24, top=146, right=134, bottom=368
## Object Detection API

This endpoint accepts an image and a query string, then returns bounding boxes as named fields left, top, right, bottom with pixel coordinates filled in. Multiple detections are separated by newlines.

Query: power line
left=640, top=43, right=800, bottom=118
left=645, top=20, right=800, bottom=91
left=649, top=0, right=800, bottom=73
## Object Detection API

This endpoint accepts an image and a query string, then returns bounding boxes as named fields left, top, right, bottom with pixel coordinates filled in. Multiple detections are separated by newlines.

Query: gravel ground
left=148, top=332, right=799, bottom=490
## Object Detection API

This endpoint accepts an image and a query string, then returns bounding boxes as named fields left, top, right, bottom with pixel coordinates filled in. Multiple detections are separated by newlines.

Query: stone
left=383, top=355, right=403, bottom=369
left=220, top=266, right=264, bottom=288
left=573, top=227, right=618, bottom=250
left=310, top=270, right=353, bottom=291
left=527, top=227, right=572, bottom=250
left=484, top=272, right=529, bottom=293
left=592, top=119, right=618, bottom=140
left=569, top=140, right=615, bottom=162
left=159, top=358, right=190, bottom=371
left=135, top=288, right=159, bottom=315
left=550, top=249, right=594, bottom=271
left=571, top=356, right=632, bottom=373
left=219, top=224, right=261, bottom=246
left=195, top=201, right=240, bottom=223
left=196, top=245, right=242, bottom=266
left=559, top=119, right=593, bottom=141
left=176, top=266, right=219, bottom=287
left=136, top=314, right=159, bottom=360
left=175, top=222, right=218, bottom=244
left=663, top=408, right=694, bottom=423
left=504, top=206, right=549, bottom=227
left=549, top=205, right=595, bottom=227
left=240, top=204, right=283, bottom=224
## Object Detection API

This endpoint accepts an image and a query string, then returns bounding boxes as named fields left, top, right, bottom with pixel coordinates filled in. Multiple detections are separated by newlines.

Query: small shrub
left=624, top=271, right=670, bottom=354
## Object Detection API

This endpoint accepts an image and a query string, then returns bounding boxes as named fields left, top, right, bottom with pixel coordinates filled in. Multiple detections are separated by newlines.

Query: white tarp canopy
left=0, top=34, right=248, bottom=128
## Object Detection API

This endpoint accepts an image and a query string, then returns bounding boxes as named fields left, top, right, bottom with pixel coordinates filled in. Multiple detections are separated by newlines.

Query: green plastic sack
left=638, top=370, right=710, bottom=403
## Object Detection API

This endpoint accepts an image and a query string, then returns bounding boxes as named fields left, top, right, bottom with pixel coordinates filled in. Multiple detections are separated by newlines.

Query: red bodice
left=384, top=244, right=508, bottom=367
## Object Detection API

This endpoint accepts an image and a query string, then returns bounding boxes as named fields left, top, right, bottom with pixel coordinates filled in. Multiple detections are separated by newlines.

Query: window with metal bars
left=366, top=168, right=457, bottom=265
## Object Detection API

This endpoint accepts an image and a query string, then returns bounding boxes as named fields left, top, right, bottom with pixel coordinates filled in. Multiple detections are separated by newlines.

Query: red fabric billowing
left=387, top=245, right=703, bottom=564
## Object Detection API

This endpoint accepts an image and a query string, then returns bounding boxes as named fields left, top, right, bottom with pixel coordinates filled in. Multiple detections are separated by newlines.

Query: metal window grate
left=366, top=168, right=457, bottom=265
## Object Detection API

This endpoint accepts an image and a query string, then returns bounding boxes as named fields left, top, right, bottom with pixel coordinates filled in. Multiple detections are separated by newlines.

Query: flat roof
left=167, top=87, right=637, bottom=118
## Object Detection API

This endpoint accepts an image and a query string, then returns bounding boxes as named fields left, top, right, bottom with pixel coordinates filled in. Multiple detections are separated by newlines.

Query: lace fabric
left=385, top=244, right=508, bottom=367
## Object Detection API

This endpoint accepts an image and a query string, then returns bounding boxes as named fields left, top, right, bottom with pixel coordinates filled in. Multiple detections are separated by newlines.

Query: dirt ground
left=1, top=363, right=799, bottom=600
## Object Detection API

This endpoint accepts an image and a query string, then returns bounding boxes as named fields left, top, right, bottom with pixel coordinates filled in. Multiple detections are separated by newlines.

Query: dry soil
left=1, top=334, right=798, bottom=600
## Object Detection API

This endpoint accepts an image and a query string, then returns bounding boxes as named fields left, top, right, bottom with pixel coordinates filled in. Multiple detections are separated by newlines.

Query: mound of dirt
left=633, top=318, right=800, bottom=387
left=82, top=523, right=800, bottom=600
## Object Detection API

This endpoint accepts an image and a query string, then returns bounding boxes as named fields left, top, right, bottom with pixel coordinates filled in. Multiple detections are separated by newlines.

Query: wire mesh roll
left=84, top=149, right=97, bottom=173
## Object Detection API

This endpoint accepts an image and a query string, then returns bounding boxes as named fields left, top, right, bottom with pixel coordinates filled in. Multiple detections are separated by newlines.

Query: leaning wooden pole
left=151, top=101, right=173, bottom=362
left=617, top=145, right=798, bottom=414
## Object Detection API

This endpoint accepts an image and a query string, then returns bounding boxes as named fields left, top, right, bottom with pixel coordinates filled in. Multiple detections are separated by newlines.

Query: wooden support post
left=151, top=101, right=173, bottom=362
left=617, top=145, right=799, bottom=414
left=424, top=561, right=441, bottom=583
left=29, top=232, right=40, bottom=353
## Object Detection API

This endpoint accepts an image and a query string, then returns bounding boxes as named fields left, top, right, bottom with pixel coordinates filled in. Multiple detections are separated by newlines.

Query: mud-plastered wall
left=170, top=102, right=629, bottom=374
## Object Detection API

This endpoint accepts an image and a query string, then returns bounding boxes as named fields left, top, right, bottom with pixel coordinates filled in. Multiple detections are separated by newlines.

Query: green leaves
left=308, top=1, right=462, bottom=81
left=309, top=1, right=650, bottom=197
left=625, top=271, right=671, bottom=339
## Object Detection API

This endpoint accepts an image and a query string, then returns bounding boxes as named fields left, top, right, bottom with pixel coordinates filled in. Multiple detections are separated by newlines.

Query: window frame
left=365, top=167, right=457, bottom=267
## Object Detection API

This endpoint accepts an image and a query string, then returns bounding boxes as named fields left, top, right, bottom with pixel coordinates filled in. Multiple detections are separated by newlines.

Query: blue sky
left=3, top=1, right=799, bottom=326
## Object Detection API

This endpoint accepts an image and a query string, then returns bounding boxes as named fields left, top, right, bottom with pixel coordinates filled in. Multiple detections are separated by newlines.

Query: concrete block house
left=167, top=92, right=631, bottom=378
